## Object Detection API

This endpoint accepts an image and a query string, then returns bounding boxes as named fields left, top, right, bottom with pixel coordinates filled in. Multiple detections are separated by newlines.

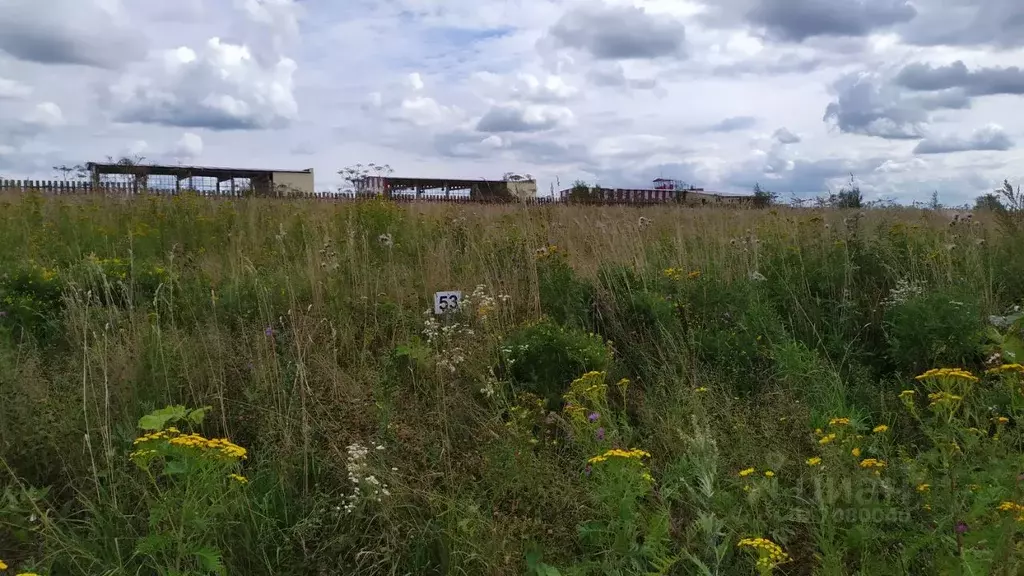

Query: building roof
left=85, top=162, right=312, bottom=179
left=371, top=176, right=533, bottom=191
left=558, top=186, right=749, bottom=199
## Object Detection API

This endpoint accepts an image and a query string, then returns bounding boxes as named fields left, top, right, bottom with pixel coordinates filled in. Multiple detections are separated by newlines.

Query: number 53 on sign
left=433, top=291, right=462, bottom=315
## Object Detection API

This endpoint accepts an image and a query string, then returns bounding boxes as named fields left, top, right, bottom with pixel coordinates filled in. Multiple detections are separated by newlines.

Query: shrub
left=595, top=264, right=683, bottom=383
left=681, top=277, right=784, bottom=393
left=0, top=262, right=63, bottom=343
left=499, top=319, right=612, bottom=409
left=536, top=246, right=596, bottom=330
left=883, top=289, right=984, bottom=374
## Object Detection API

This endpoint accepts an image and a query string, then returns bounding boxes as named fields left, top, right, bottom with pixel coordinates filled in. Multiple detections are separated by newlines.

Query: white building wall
left=272, top=171, right=315, bottom=195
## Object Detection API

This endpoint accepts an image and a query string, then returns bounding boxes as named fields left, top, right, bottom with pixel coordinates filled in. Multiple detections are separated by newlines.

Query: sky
left=1, top=0, right=1023, bottom=204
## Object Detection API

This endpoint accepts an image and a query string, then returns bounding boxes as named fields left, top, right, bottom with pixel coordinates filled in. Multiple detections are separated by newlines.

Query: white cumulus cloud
left=105, top=37, right=298, bottom=130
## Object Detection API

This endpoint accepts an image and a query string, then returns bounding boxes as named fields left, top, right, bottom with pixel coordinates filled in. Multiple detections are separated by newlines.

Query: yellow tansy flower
left=818, top=433, right=836, bottom=445
left=917, top=483, right=930, bottom=492
left=872, top=424, right=889, bottom=433
left=851, top=447, right=861, bottom=457
left=588, top=448, right=652, bottom=465
left=806, top=457, right=822, bottom=466
left=764, top=470, right=775, bottom=478
left=739, top=467, right=755, bottom=477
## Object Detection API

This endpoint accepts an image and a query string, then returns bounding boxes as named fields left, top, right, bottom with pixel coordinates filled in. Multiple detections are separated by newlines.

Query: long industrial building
left=354, top=176, right=537, bottom=200
left=85, top=162, right=315, bottom=196
left=558, top=179, right=752, bottom=205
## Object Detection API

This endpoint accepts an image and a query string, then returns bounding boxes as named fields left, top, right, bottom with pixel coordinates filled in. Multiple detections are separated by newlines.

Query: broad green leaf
left=1002, top=334, right=1024, bottom=362
left=187, top=405, right=213, bottom=426
left=138, top=405, right=187, bottom=431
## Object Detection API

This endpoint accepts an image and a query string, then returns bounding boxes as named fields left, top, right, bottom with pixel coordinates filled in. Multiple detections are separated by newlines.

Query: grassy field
left=1, top=192, right=1023, bottom=575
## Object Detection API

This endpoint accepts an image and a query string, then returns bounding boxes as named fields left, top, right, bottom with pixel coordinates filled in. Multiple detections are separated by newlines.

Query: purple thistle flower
left=955, top=521, right=969, bottom=534
left=596, top=427, right=605, bottom=441
left=264, top=326, right=274, bottom=337
left=588, top=412, right=600, bottom=423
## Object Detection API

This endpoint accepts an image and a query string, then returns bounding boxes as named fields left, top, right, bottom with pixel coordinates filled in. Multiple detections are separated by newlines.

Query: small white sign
left=433, top=291, right=463, bottom=315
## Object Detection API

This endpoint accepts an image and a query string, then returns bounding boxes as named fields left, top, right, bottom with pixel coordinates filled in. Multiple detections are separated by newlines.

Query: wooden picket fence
left=0, top=179, right=751, bottom=207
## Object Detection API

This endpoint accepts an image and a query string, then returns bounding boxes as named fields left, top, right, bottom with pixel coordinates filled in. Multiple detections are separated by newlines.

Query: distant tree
left=338, top=162, right=393, bottom=194
left=974, top=193, right=1004, bottom=212
left=502, top=172, right=533, bottom=182
left=752, top=182, right=777, bottom=208
left=567, top=180, right=593, bottom=203
left=53, top=164, right=88, bottom=181
left=929, top=190, right=942, bottom=210
left=833, top=174, right=863, bottom=209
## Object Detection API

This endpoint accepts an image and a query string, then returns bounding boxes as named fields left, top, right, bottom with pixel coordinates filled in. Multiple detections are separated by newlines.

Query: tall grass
left=0, top=192, right=1021, bottom=575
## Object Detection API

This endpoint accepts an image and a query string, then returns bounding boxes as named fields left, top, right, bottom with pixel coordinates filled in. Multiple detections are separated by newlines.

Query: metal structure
left=85, top=162, right=315, bottom=196
left=559, top=179, right=751, bottom=205
left=354, top=176, right=538, bottom=201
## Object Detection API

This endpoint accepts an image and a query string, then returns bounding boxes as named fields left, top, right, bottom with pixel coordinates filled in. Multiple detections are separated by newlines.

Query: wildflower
left=829, top=417, right=851, bottom=427
left=764, top=470, right=775, bottom=478
left=228, top=473, right=249, bottom=484
left=695, top=387, right=708, bottom=393
left=927, top=391, right=963, bottom=407
left=0, top=560, right=6, bottom=570
left=898, top=389, right=916, bottom=399
left=814, top=428, right=823, bottom=436
left=587, top=412, right=600, bottom=423
left=872, top=424, right=889, bottom=433
left=998, top=501, right=1024, bottom=522
left=994, top=416, right=1010, bottom=425
left=662, top=268, right=683, bottom=281
left=818, top=433, right=836, bottom=445
left=915, top=367, right=978, bottom=383
left=985, top=363, right=1024, bottom=376
left=917, top=483, right=930, bottom=492
left=737, top=537, right=791, bottom=570
left=377, top=233, right=394, bottom=247
left=687, top=270, right=701, bottom=279
left=739, top=467, right=755, bottom=477
left=587, top=448, right=651, bottom=465
left=806, top=457, right=822, bottom=467
left=859, top=458, right=886, bottom=470
left=851, top=447, right=861, bottom=457
left=264, top=326, right=274, bottom=337
left=596, top=427, right=605, bottom=441
left=955, top=521, right=969, bottom=534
